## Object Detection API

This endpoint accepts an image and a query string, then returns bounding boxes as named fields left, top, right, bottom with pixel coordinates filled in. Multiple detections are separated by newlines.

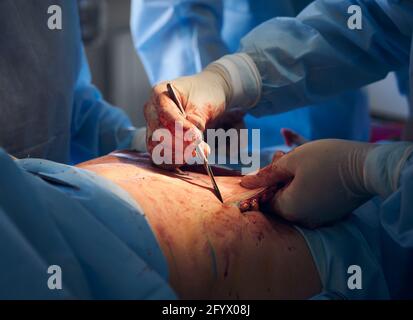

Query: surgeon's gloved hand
left=144, top=53, right=261, bottom=168
left=241, top=139, right=377, bottom=228
left=144, top=69, right=230, bottom=168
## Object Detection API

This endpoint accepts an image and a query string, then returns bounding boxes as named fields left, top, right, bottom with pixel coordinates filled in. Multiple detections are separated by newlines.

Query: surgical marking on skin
left=156, top=225, right=181, bottom=283
left=206, top=238, right=218, bottom=280
left=223, top=253, right=230, bottom=278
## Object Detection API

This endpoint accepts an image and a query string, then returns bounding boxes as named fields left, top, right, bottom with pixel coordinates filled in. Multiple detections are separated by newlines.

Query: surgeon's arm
left=213, top=0, right=413, bottom=116
left=130, top=0, right=228, bottom=85
left=70, top=48, right=144, bottom=164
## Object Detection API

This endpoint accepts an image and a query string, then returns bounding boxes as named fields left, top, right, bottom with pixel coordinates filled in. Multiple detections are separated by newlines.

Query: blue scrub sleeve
left=0, top=149, right=176, bottom=299
left=70, top=49, right=136, bottom=164
left=131, top=0, right=229, bottom=85
left=296, top=208, right=390, bottom=300
left=235, top=0, right=413, bottom=115
left=299, top=148, right=413, bottom=299
left=364, top=142, right=413, bottom=197
left=379, top=152, right=413, bottom=298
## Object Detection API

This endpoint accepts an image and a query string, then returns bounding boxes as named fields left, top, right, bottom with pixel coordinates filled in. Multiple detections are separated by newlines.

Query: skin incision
left=77, top=151, right=321, bottom=299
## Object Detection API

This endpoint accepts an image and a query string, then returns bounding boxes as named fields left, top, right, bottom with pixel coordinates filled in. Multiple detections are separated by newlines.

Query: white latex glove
left=241, top=139, right=376, bottom=228
left=144, top=53, right=261, bottom=168
left=144, top=69, right=229, bottom=167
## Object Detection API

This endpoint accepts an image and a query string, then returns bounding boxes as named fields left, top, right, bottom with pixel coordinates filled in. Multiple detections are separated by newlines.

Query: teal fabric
left=0, top=149, right=176, bottom=299
left=240, top=0, right=413, bottom=114
left=0, top=0, right=135, bottom=165
left=297, top=201, right=391, bottom=300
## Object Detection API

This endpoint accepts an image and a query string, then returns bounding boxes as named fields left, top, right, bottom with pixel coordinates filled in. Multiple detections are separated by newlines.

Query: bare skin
left=77, top=151, right=321, bottom=299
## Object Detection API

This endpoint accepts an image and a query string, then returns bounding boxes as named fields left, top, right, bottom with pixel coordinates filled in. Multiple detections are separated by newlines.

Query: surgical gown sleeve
left=356, top=141, right=413, bottom=298
left=130, top=0, right=228, bottom=85
left=70, top=49, right=137, bottom=164
left=365, top=142, right=413, bottom=298
left=211, top=0, right=413, bottom=115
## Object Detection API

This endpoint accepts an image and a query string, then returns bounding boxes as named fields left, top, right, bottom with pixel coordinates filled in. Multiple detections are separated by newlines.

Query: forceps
left=166, top=83, right=224, bottom=203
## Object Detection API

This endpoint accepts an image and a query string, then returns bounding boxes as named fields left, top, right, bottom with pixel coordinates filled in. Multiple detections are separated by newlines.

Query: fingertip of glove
left=240, top=174, right=265, bottom=189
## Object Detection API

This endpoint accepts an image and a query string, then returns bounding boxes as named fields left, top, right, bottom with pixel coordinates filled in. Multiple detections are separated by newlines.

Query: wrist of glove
left=363, top=142, right=413, bottom=198
left=206, top=53, right=262, bottom=113
left=163, top=70, right=231, bottom=131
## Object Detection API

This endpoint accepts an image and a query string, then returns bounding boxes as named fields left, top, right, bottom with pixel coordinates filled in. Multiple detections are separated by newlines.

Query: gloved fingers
left=146, top=90, right=211, bottom=165
left=241, top=151, right=291, bottom=189
left=156, top=92, right=193, bottom=130
left=240, top=164, right=272, bottom=188
left=147, top=136, right=211, bottom=167
left=185, top=111, right=207, bottom=132
left=183, top=139, right=211, bottom=159
left=145, top=83, right=188, bottom=130
left=156, top=93, right=211, bottom=147
left=198, top=140, right=211, bottom=159
left=271, top=184, right=330, bottom=229
left=270, top=180, right=300, bottom=224
left=272, top=150, right=285, bottom=162
left=240, top=151, right=285, bottom=180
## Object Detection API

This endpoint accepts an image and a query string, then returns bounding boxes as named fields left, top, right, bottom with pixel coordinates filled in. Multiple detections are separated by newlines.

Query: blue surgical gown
left=238, top=0, right=412, bottom=114
left=234, top=0, right=412, bottom=299
left=0, top=0, right=135, bottom=165
left=131, top=0, right=370, bottom=147
left=0, top=149, right=176, bottom=299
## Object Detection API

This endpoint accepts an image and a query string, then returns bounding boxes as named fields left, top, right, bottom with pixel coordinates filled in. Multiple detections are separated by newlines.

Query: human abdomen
left=78, top=151, right=321, bottom=299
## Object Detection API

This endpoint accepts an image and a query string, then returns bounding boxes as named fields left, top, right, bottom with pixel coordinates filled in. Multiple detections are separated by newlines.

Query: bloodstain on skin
left=238, top=187, right=278, bottom=213
left=250, top=198, right=259, bottom=211
left=244, top=214, right=273, bottom=245
left=281, top=128, right=308, bottom=147
left=281, top=128, right=296, bottom=147
left=79, top=151, right=324, bottom=299
left=239, top=201, right=250, bottom=212
left=257, top=231, right=264, bottom=242
left=203, top=239, right=218, bottom=280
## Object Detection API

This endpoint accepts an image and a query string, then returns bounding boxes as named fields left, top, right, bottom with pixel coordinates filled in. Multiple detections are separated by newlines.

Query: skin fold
left=77, top=151, right=321, bottom=299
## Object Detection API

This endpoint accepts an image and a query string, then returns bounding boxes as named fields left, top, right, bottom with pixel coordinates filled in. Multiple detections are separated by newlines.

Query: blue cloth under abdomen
left=0, top=149, right=176, bottom=299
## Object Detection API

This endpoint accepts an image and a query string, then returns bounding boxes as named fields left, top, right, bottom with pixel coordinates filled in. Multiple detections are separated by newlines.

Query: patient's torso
left=78, top=151, right=321, bottom=299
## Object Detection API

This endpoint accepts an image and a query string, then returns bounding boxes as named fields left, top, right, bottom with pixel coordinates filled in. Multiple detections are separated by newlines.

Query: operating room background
left=83, top=0, right=409, bottom=131
left=82, top=0, right=150, bottom=128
